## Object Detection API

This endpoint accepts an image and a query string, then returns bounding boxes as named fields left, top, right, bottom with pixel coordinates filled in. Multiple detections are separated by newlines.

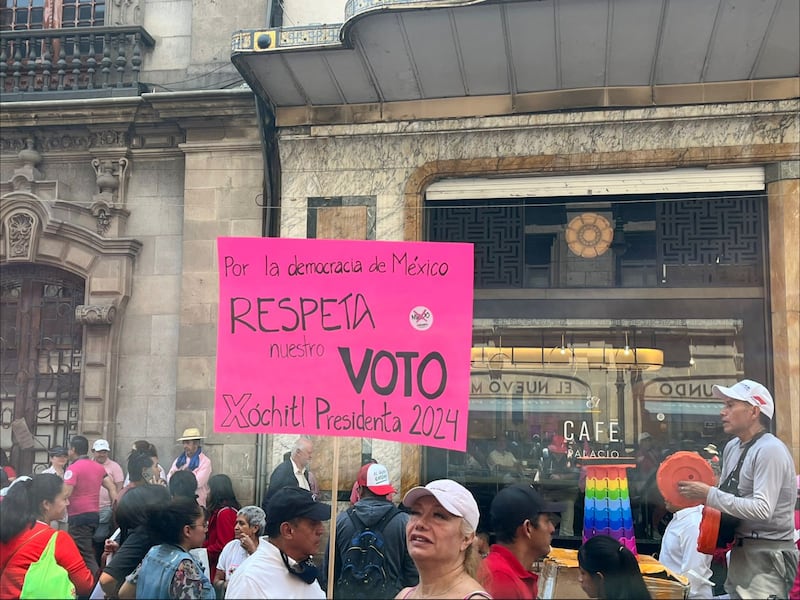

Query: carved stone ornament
left=91, top=157, right=129, bottom=207
left=75, top=304, right=117, bottom=326
left=90, top=201, right=113, bottom=235
left=40, top=130, right=129, bottom=153
left=5, top=211, right=38, bottom=261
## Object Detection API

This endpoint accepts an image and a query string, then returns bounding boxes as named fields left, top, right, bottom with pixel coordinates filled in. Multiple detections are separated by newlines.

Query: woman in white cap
left=397, top=479, right=491, bottom=599
left=167, top=427, right=212, bottom=507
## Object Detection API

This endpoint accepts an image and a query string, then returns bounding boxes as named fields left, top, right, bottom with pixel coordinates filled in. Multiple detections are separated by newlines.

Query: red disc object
left=697, top=505, right=721, bottom=554
left=656, top=451, right=715, bottom=509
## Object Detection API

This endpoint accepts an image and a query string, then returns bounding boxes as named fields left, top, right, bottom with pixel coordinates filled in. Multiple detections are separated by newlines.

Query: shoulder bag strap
left=0, top=526, right=51, bottom=571
left=721, top=430, right=768, bottom=492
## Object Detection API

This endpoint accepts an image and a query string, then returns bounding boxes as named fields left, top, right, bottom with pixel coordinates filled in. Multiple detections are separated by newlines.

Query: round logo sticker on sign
left=409, top=306, right=433, bottom=331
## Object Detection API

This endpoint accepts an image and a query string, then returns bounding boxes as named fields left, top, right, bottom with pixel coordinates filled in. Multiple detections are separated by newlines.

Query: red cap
left=357, top=463, right=396, bottom=496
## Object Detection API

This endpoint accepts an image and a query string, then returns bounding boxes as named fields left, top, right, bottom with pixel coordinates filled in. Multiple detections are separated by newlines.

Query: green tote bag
left=19, top=532, right=76, bottom=599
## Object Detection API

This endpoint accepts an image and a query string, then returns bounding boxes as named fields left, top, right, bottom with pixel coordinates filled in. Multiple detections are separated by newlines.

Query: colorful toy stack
left=581, top=457, right=637, bottom=554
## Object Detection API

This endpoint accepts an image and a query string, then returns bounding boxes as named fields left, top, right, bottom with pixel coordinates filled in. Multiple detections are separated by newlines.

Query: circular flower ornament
left=565, top=213, right=614, bottom=258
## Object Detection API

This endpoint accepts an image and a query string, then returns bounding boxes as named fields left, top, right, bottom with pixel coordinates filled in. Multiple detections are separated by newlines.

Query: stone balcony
left=1, top=26, right=154, bottom=101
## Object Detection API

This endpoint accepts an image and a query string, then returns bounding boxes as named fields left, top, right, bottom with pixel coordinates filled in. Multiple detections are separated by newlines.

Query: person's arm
left=53, top=530, right=95, bottom=596
left=113, top=463, right=124, bottom=492
left=99, top=572, right=120, bottom=598
left=194, top=454, right=213, bottom=490
left=169, top=558, right=211, bottom=599
left=166, top=458, right=179, bottom=481
left=102, top=474, right=118, bottom=504
left=705, top=447, right=786, bottom=522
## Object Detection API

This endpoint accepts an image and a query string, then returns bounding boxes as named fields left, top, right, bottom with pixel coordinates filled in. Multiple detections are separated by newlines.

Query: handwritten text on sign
left=215, top=238, right=474, bottom=451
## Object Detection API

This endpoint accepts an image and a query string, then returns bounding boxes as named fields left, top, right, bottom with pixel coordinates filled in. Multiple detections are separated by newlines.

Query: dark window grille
left=0, top=264, right=84, bottom=475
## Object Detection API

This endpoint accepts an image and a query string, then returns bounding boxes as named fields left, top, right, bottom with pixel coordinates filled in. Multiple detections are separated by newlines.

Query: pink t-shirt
left=98, top=459, right=124, bottom=509
left=63, top=457, right=107, bottom=516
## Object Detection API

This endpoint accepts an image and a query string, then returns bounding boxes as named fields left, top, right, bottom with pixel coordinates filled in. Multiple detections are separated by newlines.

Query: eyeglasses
left=191, top=521, right=209, bottom=531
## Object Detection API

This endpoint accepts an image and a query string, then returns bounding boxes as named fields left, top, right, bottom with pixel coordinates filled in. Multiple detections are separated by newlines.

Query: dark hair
left=0, top=474, right=64, bottom=543
left=127, top=452, right=155, bottom=484
left=758, top=413, right=771, bottom=430
left=70, top=435, right=89, bottom=455
left=169, top=469, right=198, bottom=500
left=577, top=535, right=652, bottom=600
left=115, top=484, right=171, bottom=539
left=147, top=497, right=204, bottom=545
left=132, top=440, right=158, bottom=458
left=207, top=474, right=240, bottom=514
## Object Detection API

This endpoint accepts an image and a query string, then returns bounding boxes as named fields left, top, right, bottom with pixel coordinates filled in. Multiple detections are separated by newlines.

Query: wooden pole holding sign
left=326, top=436, right=340, bottom=600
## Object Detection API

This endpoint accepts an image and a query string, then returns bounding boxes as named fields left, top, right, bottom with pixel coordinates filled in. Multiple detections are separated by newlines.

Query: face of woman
left=184, top=514, right=208, bottom=550
left=234, top=515, right=256, bottom=539
left=50, top=455, right=68, bottom=470
left=578, top=567, right=602, bottom=599
left=42, top=485, right=69, bottom=522
left=406, top=495, right=472, bottom=565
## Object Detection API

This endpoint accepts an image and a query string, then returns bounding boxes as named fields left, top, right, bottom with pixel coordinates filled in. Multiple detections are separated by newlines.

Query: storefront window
left=424, top=187, right=769, bottom=549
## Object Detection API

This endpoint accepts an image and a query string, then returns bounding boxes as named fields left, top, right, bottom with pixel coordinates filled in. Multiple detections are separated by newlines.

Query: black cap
left=48, top=446, right=68, bottom=456
left=490, top=483, right=564, bottom=533
left=266, top=487, right=331, bottom=531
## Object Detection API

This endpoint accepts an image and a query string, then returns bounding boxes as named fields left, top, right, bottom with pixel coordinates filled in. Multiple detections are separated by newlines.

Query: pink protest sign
left=215, top=237, right=474, bottom=451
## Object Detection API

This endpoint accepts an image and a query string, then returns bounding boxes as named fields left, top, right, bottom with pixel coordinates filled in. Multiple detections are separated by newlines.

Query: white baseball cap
left=712, top=379, right=774, bottom=420
left=403, top=479, right=480, bottom=531
left=92, top=439, right=111, bottom=452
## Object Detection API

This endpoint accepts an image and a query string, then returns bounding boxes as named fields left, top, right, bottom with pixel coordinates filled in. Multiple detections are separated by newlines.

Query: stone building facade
left=0, top=0, right=269, bottom=503
left=2, top=0, right=798, bottom=525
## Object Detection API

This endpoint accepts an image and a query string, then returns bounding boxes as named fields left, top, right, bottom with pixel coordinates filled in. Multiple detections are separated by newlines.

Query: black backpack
left=335, top=506, right=400, bottom=600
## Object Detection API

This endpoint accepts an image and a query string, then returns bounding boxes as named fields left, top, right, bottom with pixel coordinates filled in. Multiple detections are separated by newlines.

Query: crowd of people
left=0, top=378, right=798, bottom=600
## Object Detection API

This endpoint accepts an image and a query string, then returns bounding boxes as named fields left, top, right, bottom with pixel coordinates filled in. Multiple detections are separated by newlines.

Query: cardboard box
left=537, top=548, right=690, bottom=600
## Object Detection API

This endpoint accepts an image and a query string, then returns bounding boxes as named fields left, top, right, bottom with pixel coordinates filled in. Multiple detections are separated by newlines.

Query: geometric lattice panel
left=658, top=196, right=762, bottom=265
left=428, top=204, right=524, bottom=287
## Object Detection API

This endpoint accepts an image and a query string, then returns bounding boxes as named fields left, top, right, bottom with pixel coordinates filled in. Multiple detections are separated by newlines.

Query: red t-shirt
left=63, top=456, right=107, bottom=516
left=478, top=544, right=539, bottom=600
left=0, top=521, right=94, bottom=597
left=204, top=505, right=237, bottom=580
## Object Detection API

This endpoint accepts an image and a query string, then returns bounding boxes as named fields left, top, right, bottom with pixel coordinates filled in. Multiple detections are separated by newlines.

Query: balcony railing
left=0, top=26, right=155, bottom=100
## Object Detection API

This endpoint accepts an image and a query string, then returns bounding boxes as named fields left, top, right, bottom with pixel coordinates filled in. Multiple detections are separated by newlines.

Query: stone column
left=766, top=161, right=799, bottom=465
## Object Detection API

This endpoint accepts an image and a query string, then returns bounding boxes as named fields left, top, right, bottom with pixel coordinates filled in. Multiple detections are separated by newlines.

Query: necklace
left=416, top=576, right=464, bottom=598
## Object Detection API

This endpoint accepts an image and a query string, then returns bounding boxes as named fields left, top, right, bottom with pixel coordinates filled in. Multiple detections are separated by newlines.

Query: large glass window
left=424, top=188, right=770, bottom=550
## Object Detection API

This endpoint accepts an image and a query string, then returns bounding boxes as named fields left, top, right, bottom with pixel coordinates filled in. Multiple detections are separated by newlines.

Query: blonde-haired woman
left=397, top=479, right=491, bottom=599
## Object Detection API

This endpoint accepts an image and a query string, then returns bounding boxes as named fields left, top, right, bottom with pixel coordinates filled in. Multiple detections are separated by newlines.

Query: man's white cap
left=403, top=479, right=480, bottom=531
left=92, top=439, right=111, bottom=452
left=712, top=379, right=774, bottom=420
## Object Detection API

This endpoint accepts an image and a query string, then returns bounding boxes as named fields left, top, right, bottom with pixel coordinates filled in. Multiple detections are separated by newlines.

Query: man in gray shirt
left=678, top=379, right=798, bottom=599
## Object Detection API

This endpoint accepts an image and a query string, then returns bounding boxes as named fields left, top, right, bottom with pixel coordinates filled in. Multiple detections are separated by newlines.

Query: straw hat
left=176, top=427, right=204, bottom=441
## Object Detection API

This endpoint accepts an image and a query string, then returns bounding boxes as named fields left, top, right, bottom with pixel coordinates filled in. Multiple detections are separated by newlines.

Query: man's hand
left=678, top=480, right=712, bottom=501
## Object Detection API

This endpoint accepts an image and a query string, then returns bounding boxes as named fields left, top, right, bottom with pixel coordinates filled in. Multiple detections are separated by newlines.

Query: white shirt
left=217, top=538, right=253, bottom=582
left=659, top=505, right=713, bottom=599
left=225, top=536, right=325, bottom=599
left=293, top=459, right=310, bottom=491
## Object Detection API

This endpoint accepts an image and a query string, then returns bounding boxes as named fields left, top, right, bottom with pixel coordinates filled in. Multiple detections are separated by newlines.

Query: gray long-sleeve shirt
left=705, top=432, right=796, bottom=541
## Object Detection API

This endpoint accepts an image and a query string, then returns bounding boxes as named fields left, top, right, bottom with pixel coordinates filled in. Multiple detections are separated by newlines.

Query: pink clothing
left=63, top=456, right=108, bottom=516
left=98, top=458, right=124, bottom=509
left=167, top=451, right=212, bottom=507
